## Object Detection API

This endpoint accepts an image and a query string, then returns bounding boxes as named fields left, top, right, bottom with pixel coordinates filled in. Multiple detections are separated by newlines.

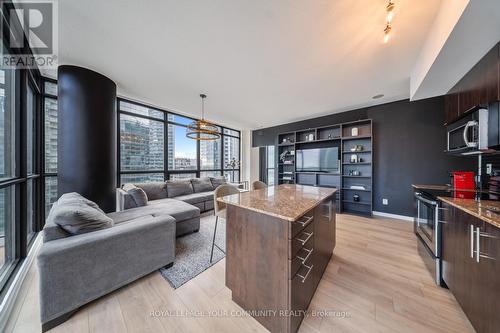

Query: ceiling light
left=186, top=94, right=221, bottom=141
left=383, top=24, right=392, bottom=43
left=383, top=1, right=395, bottom=43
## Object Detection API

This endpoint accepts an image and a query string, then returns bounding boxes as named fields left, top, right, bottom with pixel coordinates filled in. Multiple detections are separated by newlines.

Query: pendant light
left=186, top=94, right=221, bottom=141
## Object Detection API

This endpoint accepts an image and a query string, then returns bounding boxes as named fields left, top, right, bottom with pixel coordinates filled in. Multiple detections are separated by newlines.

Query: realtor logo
left=1, top=0, right=58, bottom=68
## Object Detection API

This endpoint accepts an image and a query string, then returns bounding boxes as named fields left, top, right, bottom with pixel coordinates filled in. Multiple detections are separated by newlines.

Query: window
left=120, top=173, right=164, bottom=184
left=0, top=187, right=15, bottom=279
left=200, top=171, right=221, bottom=178
left=44, top=81, right=57, bottom=96
left=224, top=170, right=240, bottom=183
left=200, top=137, right=221, bottom=170
left=223, top=128, right=240, bottom=137
left=0, top=69, right=16, bottom=181
left=0, top=64, right=17, bottom=288
left=223, top=135, right=240, bottom=182
left=0, top=30, right=45, bottom=292
left=168, top=124, right=197, bottom=171
left=44, top=97, right=58, bottom=173
left=27, top=85, right=35, bottom=174
left=44, top=177, right=57, bottom=218
left=169, top=173, right=197, bottom=181
left=266, top=145, right=275, bottom=186
left=43, top=81, right=58, bottom=218
left=120, top=114, right=164, bottom=171
left=120, top=100, right=163, bottom=120
left=115, top=99, right=240, bottom=187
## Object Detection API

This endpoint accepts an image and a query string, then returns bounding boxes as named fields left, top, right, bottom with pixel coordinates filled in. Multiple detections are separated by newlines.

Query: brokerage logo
left=1, top=0, right=58, bottom=69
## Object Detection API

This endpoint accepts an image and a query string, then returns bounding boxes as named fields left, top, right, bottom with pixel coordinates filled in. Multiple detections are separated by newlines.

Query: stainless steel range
left=414, top=191, right=443, bottom=285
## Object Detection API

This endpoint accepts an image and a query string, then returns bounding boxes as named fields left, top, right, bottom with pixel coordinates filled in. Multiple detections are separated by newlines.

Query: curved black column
left=57, top=65, right=117, bottom=212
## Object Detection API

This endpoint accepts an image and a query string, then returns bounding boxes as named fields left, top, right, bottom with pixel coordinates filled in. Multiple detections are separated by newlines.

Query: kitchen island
left=218, top=184, right=337, bottom=333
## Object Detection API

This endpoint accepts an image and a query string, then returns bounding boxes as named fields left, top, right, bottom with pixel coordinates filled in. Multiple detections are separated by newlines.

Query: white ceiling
left=54, top=0, right=441, bottom=129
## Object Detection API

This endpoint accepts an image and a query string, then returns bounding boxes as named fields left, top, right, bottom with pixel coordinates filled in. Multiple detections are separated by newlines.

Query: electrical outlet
left=486, top=163, right=493, bottom=175
left=382, top=198, right=388, bottom=205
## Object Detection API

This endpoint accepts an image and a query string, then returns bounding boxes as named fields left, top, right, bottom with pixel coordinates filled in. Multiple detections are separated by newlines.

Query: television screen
left=296, top=147, right=339, bottom=172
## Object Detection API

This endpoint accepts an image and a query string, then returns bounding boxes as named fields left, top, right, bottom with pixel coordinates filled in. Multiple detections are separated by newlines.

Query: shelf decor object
left=276, top=119, right=373, bottom=217
left=186, top=94, right=221, bottom=141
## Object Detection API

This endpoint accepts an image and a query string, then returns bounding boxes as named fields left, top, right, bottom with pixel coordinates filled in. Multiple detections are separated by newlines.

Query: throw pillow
left=133, top=182, right=168, bottom=200
left=52, top=201, right=114, bottom=235
left=58, top=192, right=105, bottom=214
left=210, top=176, right=227, bottom=189
left=166, top=180, right=194, bottom=198
left=127, top=187, right=148, bottom=207
left=191, top=177, right=214, bottom=193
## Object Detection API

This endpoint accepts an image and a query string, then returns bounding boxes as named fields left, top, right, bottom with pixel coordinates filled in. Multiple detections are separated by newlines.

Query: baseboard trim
left=0, top=233, right=42, bottom=332
left=372, top=211, right=413, bottom=222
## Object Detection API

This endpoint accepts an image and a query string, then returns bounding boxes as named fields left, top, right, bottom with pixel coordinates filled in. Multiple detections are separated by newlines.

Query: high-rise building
left=167, top=115, right=175, bottom=170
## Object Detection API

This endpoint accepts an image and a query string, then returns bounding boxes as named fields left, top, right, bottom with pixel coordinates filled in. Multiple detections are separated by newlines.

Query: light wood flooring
left=7, top=214, right=475, bottom=333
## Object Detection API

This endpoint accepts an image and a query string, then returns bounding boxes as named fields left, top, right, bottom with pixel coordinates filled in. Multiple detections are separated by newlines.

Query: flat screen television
left=296, top=147, right=339, bottom=172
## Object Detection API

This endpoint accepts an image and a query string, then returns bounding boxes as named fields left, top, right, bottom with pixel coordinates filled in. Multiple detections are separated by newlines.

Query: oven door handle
left=414, top=192, right=437, bottom=206
left=463, top=120, right=478, bottom=148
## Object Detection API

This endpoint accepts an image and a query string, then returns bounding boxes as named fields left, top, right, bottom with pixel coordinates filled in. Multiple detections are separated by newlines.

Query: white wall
left=240, top=130, right=251, bottom=182
left=240, top=129, right=260, bottom=185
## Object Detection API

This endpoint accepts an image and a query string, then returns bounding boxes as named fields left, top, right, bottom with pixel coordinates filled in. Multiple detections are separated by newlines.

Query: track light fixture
left=384, top=1, right=395, bottom=43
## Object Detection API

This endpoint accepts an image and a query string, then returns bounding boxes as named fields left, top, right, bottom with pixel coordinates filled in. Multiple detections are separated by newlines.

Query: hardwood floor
left=8, top=214, right=475, bottom=333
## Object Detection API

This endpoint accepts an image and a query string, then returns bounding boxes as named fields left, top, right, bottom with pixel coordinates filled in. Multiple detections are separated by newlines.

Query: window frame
left=117, top=97, right=241, bottom=185
left=0, top=1, right=45, bottom=295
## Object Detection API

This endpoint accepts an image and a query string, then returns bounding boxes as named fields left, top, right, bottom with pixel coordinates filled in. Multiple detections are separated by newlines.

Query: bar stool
left=252, top=180, right=268, bottom=190
left=210, top=184, right=240, bottom=263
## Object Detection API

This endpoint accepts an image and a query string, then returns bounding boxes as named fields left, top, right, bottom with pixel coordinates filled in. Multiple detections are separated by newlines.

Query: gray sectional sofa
left=38, top=177, right=227, bottom=331
left=117, top=176, right=227, bottom=236
left=38, top=192, right=176, bottom=331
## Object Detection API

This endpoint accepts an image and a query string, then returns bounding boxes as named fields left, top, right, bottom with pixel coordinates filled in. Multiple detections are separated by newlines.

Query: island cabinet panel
left=441, top=203, right=500, bottom=333
left=313, top=196, right=336, bottom=281
left=225, top=206, right=289, bottom=333
left=224, top=189, right=336, bottom=333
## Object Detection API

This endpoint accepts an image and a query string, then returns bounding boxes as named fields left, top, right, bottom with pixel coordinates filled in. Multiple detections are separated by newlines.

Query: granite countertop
left=412, top=184, right=452, bottom=191
left=218, top=184, right=337, bottom=222
left=438, top=196, right=500, bottom=229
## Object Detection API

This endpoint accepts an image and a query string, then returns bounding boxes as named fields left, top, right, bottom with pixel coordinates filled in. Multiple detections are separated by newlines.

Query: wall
left=240, top=130, right=252, bottom=184
left=252, top=97, right=476, bottom=217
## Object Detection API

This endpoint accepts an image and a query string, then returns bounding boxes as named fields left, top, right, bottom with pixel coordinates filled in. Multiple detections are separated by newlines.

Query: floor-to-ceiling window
left=118, top=98, right=240, bottom=185
left=43, top=80, right=58, bottom=218
left=0, top=35, right=43, bottom=293
left=0, top=60, right=17, bottom=289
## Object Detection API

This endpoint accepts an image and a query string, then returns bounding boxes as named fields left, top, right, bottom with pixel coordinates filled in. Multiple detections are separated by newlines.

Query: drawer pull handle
left=297, top=215, right=313, bottom=227
left=296, top=232, right=313, bottom=245
left=297, top=264, right=314, bottom=283
left=296, top=248, right=313, bottom=264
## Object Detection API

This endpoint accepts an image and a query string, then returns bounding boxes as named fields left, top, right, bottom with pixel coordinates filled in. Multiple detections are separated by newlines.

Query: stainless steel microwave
left=446, top=108, right=489, bottom=155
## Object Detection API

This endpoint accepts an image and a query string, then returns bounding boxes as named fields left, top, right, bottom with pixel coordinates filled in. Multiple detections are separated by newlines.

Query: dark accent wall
left=252, top=97, right=476, bottom=216
left=58, top=65, right=117, bottom=212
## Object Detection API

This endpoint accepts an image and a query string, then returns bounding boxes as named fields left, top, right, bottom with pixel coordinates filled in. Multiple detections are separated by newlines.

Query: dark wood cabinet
left=444, top=42, right=500, bottom=124
left=444, top=91, right=459, bottom=124
left=442, top=204, right=500, bottom=333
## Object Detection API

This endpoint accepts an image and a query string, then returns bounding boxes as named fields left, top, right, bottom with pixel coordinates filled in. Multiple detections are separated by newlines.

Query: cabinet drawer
left=289, top=222, right=314, bottom=259
left=289, top=256, right=316, bottom=332
left=290, top=213, right=314, bottom=239
left=289, top=242, right=314, bottom=278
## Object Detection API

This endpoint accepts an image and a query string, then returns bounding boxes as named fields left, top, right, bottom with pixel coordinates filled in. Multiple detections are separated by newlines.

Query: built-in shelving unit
left=276, top=119, right=373, bottom=217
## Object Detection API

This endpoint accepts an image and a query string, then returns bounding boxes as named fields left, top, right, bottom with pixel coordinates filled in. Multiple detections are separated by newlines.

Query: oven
left=414, top=191, right=442, bottom=285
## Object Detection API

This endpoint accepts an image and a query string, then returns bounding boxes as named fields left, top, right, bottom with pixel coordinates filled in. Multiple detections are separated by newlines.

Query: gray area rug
left=160, top=213, right=226, bottom=288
